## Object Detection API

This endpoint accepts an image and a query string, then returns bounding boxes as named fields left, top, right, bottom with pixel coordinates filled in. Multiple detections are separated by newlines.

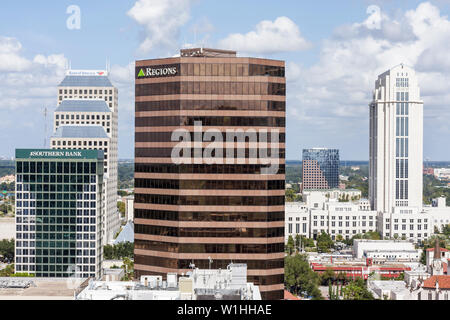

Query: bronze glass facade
left=134, top=48, right=285, bottom=300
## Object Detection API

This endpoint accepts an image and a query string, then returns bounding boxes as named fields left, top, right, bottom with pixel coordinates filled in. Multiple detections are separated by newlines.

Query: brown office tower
left=134, top=48, right=285, bottom=300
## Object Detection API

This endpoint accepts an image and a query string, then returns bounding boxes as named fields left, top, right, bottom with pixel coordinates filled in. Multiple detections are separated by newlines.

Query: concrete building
left=302, top=148, right=339, bottom=191
left=75, top=263, right=261, bottom=300
left=124, top=195, right=134, bottom=222
left=14, top=149, right=104, bottom=278
left=352, top=239, right=419, bottom=262
left=369, top=64, right=423, bottom=212
left=51, top=70, right=120, bottom=244
left=353, top=239, right=415, bottom=259
left=369, top=64, right=450, bottom=243
left=285, top=198, right=377, bottom=241
left=0, top=277, right=79, bottom=300
left=133, top=48, right=285, bottom=300
left=302, top=189, right=362, bottom=209
left=434, top=168, right=450, bottom=181
left=368, top=280, right=414, bottom=300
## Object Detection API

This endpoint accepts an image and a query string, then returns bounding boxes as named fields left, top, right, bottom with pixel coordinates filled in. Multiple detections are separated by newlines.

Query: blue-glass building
left=302, top=148, right=339, bottom=190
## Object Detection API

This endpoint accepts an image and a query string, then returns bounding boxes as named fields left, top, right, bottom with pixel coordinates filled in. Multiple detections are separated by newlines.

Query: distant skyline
left=1, top=1, right=450, bottom=160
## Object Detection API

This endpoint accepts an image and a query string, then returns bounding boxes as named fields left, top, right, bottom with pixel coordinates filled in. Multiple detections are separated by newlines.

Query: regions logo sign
left=137, top=66, right=178, bottom=78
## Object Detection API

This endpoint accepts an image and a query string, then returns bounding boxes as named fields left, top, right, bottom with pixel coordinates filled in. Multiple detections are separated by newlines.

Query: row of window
left=135, top=163, right=285, bottom=175
left=136, top=63, right=285, bottom=78
left=59, top=89, right=113, bottom=95
left=135, top=131, right=285, bottom=143
left=135, top=240, right=284, bottom=254
left=134, top=209, right=284, bottom=222
left=17, top=176, right=97, bottom=184
left=56, top=113, right=110, bottom=121
left=135, top=179, right=284, bottom=190
left=386, top=224, right=428, bottom=230
left=16, top=162, right=98, bottom=174
left=396, top=179, right=409, bottom=200
left=135, top=115, right=285, bottom=127
left=17, top=208, right=96, bottom=218
left=135, top=82, right=286, bottom=97
left=134, top=194, right=284, bottom=206
left=396, top=159, right=409, bottom=179
left=134, top=255, right=284, bottom=270
left=136, top=100, right=285, bottom=112
left=135, top=148, right=285, bottom=159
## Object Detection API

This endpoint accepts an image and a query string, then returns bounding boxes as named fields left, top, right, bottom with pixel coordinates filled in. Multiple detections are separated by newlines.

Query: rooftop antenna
left=43, top=106, right=48, bottom=148
left=208, top=256, right=213, bottom=270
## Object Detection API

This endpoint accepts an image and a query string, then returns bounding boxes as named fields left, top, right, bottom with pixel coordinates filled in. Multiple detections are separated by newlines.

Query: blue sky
left=1, top=0, right=450, bottom=160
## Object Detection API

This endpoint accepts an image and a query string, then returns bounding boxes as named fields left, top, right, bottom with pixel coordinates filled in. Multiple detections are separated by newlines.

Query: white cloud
left=0, top=36, right=32, bottom=72
left=285, top=1, right=450, bottom=159
left=0, top=37, right=67, bottom=111
left=218, top=16, right=311, bottom=54
left=289, top=2, right=450, bottom=118
left=127, top=0, right=193, bottom=54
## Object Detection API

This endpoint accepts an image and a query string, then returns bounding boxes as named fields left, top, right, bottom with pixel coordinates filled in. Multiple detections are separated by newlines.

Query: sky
left=1, top=0, right=450, bottom=160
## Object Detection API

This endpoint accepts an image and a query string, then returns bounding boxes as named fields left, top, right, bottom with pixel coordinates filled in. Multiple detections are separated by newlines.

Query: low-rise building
left=353, top=239, right=417, bottom=259
left=75, top=263, right=261, bottom=300
left=434, top=168, right=450, bottom=181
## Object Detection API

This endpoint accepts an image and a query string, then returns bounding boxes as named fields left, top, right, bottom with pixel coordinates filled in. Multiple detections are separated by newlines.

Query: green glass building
left=14, top=149, right=104, bottom=278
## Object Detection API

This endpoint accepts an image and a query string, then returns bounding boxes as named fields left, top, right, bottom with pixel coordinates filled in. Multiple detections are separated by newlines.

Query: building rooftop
left=59, top=76, right=113, bottom=87
left=180, top=48, right=237, bottom=57
left=113, top=221, right=134, bottom=245
left=52, top=126, right=109, bottom=139
left=0, top=278, right=76, bottom=300
left=55, top=100, right=111, bottom=113
left=422, top=275, right=450, bottom=289
left=76, top=263, right=261, bottom=300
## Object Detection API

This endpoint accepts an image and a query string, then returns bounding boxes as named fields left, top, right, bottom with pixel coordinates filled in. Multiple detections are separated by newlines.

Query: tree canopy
left=316, top=232, right=333, bottom=253
left=103, top=242, right=134, bottom=260
left=284, top=254, right=322, bottom=299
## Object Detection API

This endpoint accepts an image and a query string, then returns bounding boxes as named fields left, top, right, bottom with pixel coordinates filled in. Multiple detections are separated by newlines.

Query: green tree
left=117, top=190, right=128, bottom=197
left=419, top=236, right=447, bottom=264
left=443, top=224, right=450, bottom=236
left=341, top=278, right=374, bottom=300
left=0, top=239, right=14, bottom=261
left=286, top=235, right=295, bottom=255
left=103, top=242, right=134, bottom=260
left=0, top=264, right=14, bottom=277
left=295, top=234, right=301, bottom=251
left=285, top=189, right=295, bottom=202
left=301, top=236, right=315, bottom=247
left=117, top=201, right=125, bottom=217
left=316, top=231, right=333, bottom=253
left=284, top=254, right=322, bottom=299
left=121, top=257, right=134, bottom=281
left=321, top=267, right=336, bottom=285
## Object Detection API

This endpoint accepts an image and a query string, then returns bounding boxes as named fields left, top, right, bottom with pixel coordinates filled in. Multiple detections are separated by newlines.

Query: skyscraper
left=50, top=70, right=120, bottom=244
left=134, top=48, right=286, bottom=300
left=369, top=64, right=423, bottom=213
left=14, top=149, right=104, bottom=278
left=302, top=148, right=339, bottom=191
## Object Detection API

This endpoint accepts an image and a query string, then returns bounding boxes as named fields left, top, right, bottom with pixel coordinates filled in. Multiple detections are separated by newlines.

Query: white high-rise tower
left=369, top=64, right=423, bottom=213
left=50, top=69, right=120, bottom=244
